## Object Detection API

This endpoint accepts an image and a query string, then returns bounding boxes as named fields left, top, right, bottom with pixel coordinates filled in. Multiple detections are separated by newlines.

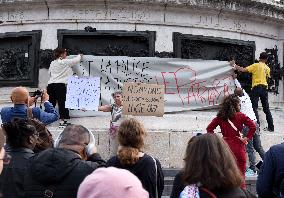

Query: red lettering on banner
left=161, top=72, right=178, bottom=95
left=156, top=67, right=234, bottom=107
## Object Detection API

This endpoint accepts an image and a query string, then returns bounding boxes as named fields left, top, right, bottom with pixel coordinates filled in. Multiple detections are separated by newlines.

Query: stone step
left=161, top=168, right=257, bottom=197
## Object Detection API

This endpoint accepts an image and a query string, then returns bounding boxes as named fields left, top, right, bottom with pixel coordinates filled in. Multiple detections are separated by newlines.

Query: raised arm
left=234, top=79, right=242, bottom=88
left=39, top=102, right=60, bottom=124
left=98, top=105, right=112, bottom=112
left=59, top=54, right=82, bottom=66
left=234, top=79, right=249, bottom=97
left=32, top=90, right=59, bottom=125
left=229, top=60, right=248, bottom=73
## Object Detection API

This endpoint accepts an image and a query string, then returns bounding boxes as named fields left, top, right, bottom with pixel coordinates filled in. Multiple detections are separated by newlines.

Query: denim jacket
left=1, top=102, right=59, bottom=125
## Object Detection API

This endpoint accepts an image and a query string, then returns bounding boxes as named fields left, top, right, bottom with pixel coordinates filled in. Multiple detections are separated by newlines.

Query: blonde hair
left=117, top=118, right=146, bottom=165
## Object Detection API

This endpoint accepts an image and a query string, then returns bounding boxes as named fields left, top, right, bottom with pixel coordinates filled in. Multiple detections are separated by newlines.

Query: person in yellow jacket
left=230, top=52, right=274, bottom=132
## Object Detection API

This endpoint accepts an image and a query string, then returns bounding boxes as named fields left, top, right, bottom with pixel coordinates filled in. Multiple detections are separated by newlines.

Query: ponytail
left=118, top=146, right=140, bottom=165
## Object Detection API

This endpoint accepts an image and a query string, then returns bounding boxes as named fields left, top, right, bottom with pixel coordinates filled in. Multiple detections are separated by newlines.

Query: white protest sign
left=65, top=76, right=100, bottom=111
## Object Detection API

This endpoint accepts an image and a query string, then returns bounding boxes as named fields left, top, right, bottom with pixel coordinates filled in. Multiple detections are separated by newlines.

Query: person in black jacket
left=106, top=118, right=164, bottom=198
left=24, top=124, right=106, bottom=198
left=171, top=134, right=257, bottom=198
left=0, top=118, right=39, bottom=198
left=257, top=143, right=284, bottom=198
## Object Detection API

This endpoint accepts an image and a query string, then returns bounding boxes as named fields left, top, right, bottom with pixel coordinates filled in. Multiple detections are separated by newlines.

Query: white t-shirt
left=48, top=55, right=81, bottom=84
left=235, top=79, right=257, bottom=122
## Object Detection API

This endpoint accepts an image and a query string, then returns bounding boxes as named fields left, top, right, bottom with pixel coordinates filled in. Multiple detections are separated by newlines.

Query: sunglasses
left=0, top=153, right=11, bottom=164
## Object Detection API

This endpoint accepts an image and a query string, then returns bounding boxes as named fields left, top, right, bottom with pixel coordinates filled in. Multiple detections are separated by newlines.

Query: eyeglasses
left=0, top=153, right=11, bottom=164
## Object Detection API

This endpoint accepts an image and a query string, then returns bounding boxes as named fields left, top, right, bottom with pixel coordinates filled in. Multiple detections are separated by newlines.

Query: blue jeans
left=243, top=123, right=265, bottom=171
left=251, top=85, right=274, bottom=130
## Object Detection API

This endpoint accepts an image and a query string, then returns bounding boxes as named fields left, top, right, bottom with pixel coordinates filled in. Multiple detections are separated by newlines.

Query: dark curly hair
left=217, top=94, right=240, bottom=120
left=2, top=118, right=37, bottom=148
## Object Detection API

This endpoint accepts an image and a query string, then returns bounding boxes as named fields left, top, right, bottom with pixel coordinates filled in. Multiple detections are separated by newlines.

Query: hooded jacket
left=24, top=148, right=105, bottom=198
left=0, top=145, right=34, bottom=198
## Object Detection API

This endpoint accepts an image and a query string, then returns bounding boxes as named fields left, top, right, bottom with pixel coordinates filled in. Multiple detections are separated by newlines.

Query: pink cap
left=77, top=167, right=149, bottom=198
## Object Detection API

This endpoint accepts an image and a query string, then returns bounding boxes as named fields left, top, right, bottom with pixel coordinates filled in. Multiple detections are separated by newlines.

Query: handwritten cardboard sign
left=123, top=82, right=164, bottom=116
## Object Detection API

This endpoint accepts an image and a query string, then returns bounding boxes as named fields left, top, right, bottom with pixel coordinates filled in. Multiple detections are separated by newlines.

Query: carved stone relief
left=58, top=29, right=156, bottom=59
left=265, top=46, right=284, bottom=95
left=0, top=30, right=41, bottom=87
left=173, top=32, right=255, bottom=93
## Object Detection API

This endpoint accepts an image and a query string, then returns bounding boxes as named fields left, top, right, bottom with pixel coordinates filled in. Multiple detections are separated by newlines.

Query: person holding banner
left=47, top=48, right=82, bottom=126
left=98, top=91, right=123, bottom=154
left=230, top=52, right=274, bottom=132
left=234, top=78, right=265, bottom=174
left=207, top=94, right=256, bottom=188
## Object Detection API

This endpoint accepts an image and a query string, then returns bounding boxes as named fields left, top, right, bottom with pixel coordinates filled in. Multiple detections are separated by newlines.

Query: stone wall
left=45, top=109, right=284, bottom=168
left=0, top=0, right=283, bottom=101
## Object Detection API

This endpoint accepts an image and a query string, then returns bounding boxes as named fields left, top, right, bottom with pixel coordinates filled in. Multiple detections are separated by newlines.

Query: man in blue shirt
left=1, top=87, right=59, bottom=125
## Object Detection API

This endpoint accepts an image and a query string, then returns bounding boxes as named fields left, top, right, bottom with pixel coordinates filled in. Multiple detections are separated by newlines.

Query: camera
left=29, top=90, right=43, bottom=97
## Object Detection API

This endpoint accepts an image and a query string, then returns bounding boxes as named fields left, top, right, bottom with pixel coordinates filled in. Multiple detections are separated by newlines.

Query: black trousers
left=251, top=85, right=274, bottom=130
left=47, top=83, right=70, bottom=119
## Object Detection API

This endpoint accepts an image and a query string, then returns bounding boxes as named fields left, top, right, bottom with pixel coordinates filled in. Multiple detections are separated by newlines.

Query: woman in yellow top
left=230, top=52, right=274, bottom=132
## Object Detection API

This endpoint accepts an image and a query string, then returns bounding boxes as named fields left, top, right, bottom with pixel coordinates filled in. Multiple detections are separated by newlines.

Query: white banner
left=71, top=55, right=235, bottom=112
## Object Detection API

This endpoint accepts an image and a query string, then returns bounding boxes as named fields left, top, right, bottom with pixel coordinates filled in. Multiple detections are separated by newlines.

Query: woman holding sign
left=98, top=91, right=123, bottom=154
left=47, top=48, right=82, bottom=126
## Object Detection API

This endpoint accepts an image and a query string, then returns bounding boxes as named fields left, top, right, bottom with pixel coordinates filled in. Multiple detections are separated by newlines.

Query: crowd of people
left=0, top=115, right=282, bottom=198
left=0, top=50, right=282, bottom=198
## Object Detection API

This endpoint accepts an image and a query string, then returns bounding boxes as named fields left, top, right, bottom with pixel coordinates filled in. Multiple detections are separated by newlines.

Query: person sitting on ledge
left=0, top=87, right=59, bottom=125
left=171, top=133, right=257, bottom=198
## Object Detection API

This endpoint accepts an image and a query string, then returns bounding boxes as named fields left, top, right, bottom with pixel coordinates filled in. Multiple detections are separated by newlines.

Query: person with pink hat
left=77, top=167, right=149, bottom=198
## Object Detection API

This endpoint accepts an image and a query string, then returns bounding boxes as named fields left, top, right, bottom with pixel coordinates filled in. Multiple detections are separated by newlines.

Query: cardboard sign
left=123, top=82, right=164, bottom=116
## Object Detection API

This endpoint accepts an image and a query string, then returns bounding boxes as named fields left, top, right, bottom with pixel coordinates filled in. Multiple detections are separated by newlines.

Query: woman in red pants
left=207, top=94, right=256, bottom=188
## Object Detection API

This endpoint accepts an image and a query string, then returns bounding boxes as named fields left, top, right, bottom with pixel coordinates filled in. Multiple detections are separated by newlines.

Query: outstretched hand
left=229, top=60, right=236, bottom=67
